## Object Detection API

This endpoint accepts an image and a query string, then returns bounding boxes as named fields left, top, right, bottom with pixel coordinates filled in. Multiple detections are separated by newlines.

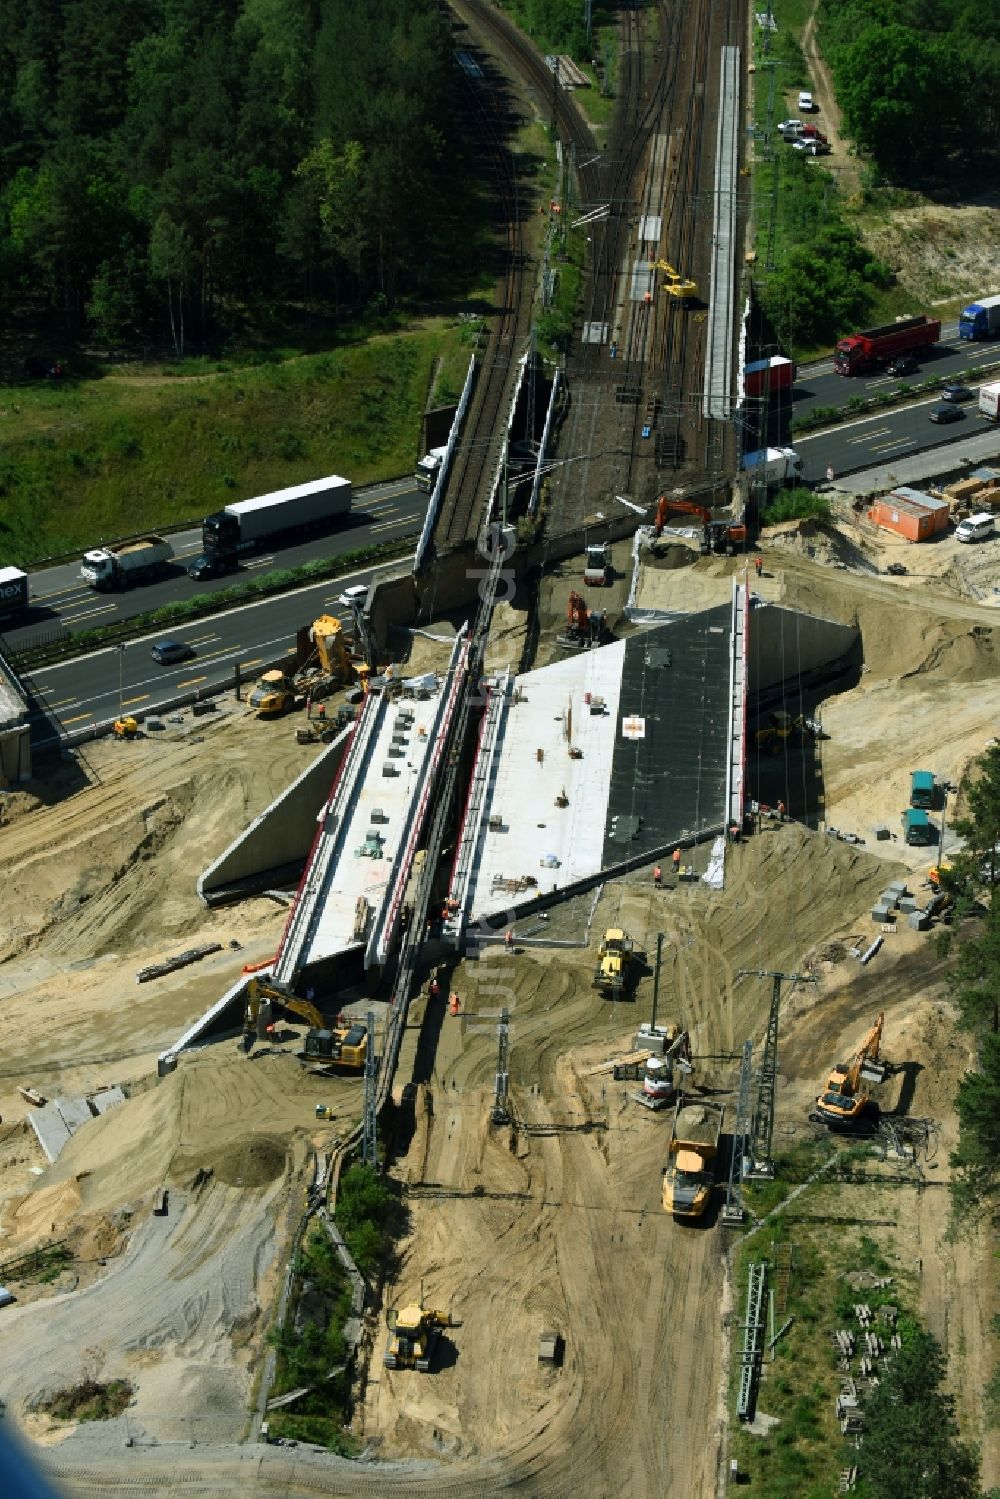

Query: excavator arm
left=245, top=977, right=325, bottom=1035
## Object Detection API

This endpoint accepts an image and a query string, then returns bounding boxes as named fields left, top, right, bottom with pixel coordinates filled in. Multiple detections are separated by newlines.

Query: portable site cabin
left=868, top=488, right=950, bottom=542
left=910, top=770, right=937, bottom=809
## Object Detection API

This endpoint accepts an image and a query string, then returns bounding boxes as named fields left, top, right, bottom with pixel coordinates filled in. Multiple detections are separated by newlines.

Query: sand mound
left=172, top=1135, right=288, bottom=1189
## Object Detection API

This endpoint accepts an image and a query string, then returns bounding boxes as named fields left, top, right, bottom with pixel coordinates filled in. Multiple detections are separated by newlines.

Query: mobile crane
left=652, top=495, right=747, bottom=556
left=813, top=1012, right=888, bottom=1128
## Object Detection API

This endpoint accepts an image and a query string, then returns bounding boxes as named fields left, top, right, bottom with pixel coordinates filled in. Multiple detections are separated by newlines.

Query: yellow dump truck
left=662, top=1097, right=724, bottom=1220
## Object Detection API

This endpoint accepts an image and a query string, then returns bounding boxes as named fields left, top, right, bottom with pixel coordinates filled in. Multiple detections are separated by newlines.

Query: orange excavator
left=813, top=1013, right=887, bottom=1129
left=560, top=591, right=604, bottom=648
left=652, top=495, right=747, bottom=556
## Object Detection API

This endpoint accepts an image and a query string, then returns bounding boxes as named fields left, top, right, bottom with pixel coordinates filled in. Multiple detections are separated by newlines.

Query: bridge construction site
left=0, top=3, right=997, bottom=1497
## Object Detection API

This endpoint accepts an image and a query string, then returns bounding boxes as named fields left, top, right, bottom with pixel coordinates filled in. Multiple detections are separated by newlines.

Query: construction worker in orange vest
left=653, top=865, right=662, bottom=887
left=672, top=847, right=682, bottom=872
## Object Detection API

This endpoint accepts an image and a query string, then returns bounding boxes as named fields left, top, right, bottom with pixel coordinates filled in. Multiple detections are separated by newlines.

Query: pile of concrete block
left=872, top=879, right=931, bottom=928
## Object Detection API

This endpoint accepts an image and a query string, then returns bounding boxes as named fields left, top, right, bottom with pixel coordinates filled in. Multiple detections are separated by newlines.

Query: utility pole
left=117, top=643, right=125, bottom=718
left=737, top=968, right=816, bottom=1179
left=362, top=1010, right=378, bottom=1169
left=491, top=1007, right=511, bottom=1125
left=650, top=933, right=663, bottom=1032
left=722, top=1038, right=754, bottom=1225
left=937, top=785, right=948, bottom=872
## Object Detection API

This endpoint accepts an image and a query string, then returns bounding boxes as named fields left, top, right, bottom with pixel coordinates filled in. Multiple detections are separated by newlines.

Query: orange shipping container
left=867, top=488, right=950, bottom=542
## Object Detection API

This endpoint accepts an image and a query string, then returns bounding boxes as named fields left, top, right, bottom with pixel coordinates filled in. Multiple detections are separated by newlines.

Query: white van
left=955, top=512, right=995, bottom=543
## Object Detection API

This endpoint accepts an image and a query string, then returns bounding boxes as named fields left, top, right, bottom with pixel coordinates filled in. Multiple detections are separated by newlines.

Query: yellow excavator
left=648, top=258, right=698, bottom=304
left=593, top=928, right=640, bottom=999
left=813, top=1012, right=887, bottom=1128
left=383, top=1300, right=457, bottom=1371
left=242, top=977, right=368, bottom=1069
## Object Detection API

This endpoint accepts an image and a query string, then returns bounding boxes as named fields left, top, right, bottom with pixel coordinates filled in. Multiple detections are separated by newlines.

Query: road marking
left=871, top=440, right=915, bottom=455
left=176, top=676, right=207, bottom=688
left=241, top=657, right=264, bottom=670
left=846, top=427, right=890, bottom=444
left=62, top=712, right=93, bottom=725
left=60, top=604, right=119, bottom=623
left=32, top=583, right=91, bottom=602
left=372, top=519, right=407, bottom=532
left=189, top=632, right=221, bottom=644
left=45, top=696, right=80, bottom=709
left=122, top=693, right=150, bottom=706
left=245, top=557, right=273, bottom=569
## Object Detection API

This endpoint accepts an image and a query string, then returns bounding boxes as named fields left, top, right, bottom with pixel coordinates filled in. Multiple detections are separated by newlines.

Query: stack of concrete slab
left=27, top=1088, right=126, bottom=1163
left=873, top=880, right=932, bottom=930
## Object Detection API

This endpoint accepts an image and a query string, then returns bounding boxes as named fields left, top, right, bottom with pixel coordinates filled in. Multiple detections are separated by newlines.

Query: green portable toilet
left=910, top=770, right=936, bottom=809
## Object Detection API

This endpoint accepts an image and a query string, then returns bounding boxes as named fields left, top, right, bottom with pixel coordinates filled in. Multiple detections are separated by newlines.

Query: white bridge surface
left=466, top=641, right=626, bottom=922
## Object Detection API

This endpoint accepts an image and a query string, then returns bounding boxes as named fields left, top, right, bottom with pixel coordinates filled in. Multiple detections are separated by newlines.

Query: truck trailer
left=979, top=382, right=1000, bottom=421
left=744, top=355, right=795, bottom=399
left=959, top=295, right=1000, bottom=342
left=662, top=1097, right=724, bottom=1220
left=0, top=566, right=29, bottom=623
left=834, top=314, right=941, bottom=376
left=80, top=535, right=174, bottom=591
left=202, top=475, right=352, bottom=555
left=742, top=446, right=803, bottom=487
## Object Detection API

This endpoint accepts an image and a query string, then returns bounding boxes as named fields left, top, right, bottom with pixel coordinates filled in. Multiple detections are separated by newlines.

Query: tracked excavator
left=652, top=495, right=747, bottom=556
left=636, top=1027, right=693, bottom=1109
left=558, top=591, right=605, bottom=649
left=242, top=977, right=368, bottom=1069
left=647, top=259, right=698, bottom=305
left=813, top=1012, right=889, bottom=1128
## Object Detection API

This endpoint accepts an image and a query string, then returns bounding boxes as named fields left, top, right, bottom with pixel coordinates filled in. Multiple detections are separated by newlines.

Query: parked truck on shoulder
left=80, top=535, right=174, bottom=591
left=742, top=446, right=803, bottom=487
left=661, top=1097, right=724, bottom=1220
left=834, top=314, right=941, bottom=375
left=202, top=475, right=352, bottom=556
left=0, top=566, right=29, bottom=623
left=979, top=381, right=1000, bottom=421
left=959, top=294, right=1000, bottom=342
left=744, top=355, right=795, bottom=399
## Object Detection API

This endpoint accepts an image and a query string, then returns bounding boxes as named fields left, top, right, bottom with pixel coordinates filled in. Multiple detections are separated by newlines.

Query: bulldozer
left=383, top=1300, right=456, bottom=1371
left=754, top=710, right=823, bottom=754
left=593, top=928, right=640, bottom=1000
left=813, top=1012, right=889, bottom=1129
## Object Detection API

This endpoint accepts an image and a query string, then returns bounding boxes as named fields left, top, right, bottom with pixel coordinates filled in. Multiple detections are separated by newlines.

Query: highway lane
left=794, top=388, right=999, bottom=481
left=793, top=319, right=1000, bottom=419
left=22, top=556, right=415, bottom=749
left=4, top=478, right=425, bottom=652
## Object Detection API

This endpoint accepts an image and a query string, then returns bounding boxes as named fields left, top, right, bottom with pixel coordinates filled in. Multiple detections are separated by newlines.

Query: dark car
left=940, top=383, right=973, bottom=403
left=885, top=354, right=919, bottom=377
left=187, top=552, right=238, bottom=581
left=151, top=639, right=196, bottom=665
left=928, top=404, right=964, bottom=424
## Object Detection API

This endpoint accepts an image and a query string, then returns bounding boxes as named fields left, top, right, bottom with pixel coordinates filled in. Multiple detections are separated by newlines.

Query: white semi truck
left=742, top=446, right=803, bottom=487
left=202, top=475, right=352, bottom=555
left=80, top=535, right=174, bottom=591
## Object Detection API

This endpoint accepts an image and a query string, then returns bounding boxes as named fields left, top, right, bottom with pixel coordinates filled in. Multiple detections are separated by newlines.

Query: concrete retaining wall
left=749, top=601, right=858, bottom=692
left=197, top=728, right=351, bottom=904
